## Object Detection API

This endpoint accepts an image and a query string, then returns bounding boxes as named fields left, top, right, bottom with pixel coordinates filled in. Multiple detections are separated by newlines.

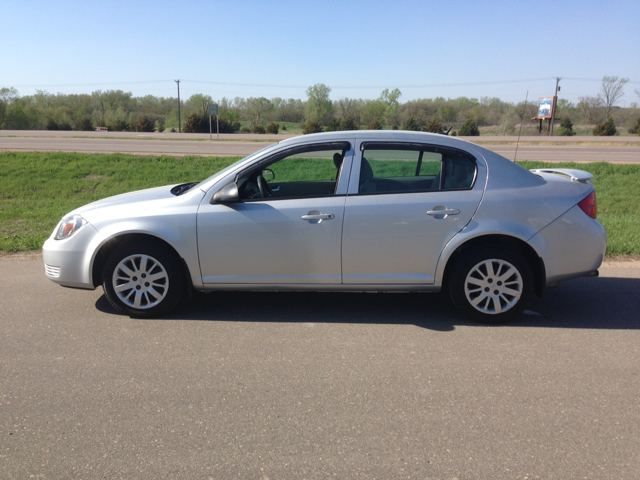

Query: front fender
left=87, top=213, right=201, bottom=290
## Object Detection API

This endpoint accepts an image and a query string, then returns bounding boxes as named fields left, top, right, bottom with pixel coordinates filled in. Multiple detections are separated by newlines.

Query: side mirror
left=211, top=183, right=240, bottom=204
left=262, top=168, right=275, bottom=182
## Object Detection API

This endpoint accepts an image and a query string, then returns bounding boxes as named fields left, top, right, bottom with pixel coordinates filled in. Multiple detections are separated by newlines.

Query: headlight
left=54, top=214, right=87, bottom=240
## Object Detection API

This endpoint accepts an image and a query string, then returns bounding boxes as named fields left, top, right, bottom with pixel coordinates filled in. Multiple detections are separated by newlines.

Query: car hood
left=71, top=184, right=180, bottom=219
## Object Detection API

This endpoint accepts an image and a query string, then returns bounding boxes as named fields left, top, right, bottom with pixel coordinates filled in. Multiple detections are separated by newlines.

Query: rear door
left=341, top=141, right=485, bottom=284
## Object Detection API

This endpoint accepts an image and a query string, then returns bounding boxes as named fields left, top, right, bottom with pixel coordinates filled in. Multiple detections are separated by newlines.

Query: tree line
left=1, top=76, right=638, bottom=135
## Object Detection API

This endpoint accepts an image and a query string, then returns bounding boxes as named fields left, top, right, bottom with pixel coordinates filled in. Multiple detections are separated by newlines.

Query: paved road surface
left=1, top=131, right=639, bottom=163
left=2, top=257, right=639, bottom=479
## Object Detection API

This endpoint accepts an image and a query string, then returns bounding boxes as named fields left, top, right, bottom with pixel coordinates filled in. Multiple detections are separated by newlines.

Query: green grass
left=1, top=152, right=638, bottom=256
left=269, top=157, right=337, bottom=182
left=0, top=152, right=239, bottom=252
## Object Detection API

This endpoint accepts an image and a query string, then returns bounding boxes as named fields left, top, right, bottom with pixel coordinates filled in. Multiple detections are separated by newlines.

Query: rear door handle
left=427, top=208, right=460, bottom=216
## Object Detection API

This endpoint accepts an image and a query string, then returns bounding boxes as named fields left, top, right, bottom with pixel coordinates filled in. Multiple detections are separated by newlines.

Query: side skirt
left=198, top=283, right=442, bottom=293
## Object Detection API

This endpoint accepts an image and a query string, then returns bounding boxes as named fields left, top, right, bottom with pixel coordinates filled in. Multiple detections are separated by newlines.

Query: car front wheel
left=102, top=242, right=184, bottom=318
left=448, top=247, right=534, bottom=324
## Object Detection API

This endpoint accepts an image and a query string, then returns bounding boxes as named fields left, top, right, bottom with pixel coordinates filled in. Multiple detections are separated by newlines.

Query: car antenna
left=514, top=90, right=528, bottom=163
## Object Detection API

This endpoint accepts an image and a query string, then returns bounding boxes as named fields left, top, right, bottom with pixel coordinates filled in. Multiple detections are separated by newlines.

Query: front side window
left=358, top=143, right=475, bottom=194
left=237, top=143, right=349, bottom=200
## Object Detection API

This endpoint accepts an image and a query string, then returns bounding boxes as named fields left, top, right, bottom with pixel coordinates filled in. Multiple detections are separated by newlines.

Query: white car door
left=341, top=140, right=485, bottom=284
left=197, top=141, right=354, bottom=285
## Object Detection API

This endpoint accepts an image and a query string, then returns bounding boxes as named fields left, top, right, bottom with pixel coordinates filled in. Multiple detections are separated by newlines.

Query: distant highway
left=1, top=131, right=639, bottom=163
left=487, top=144, right=639, bottom=163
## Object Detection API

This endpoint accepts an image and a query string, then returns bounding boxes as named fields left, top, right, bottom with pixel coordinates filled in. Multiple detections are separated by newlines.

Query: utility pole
left=175, top=80, right=181, bottom=133
left=550, top=77, right=561, bottom=136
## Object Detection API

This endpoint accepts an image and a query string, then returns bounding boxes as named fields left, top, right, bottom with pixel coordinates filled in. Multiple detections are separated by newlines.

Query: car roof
left=277, top=130, right=476, bottom=149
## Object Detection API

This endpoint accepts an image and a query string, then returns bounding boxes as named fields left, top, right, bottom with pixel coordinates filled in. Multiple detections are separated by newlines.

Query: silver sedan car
left=43, top=131, right=606, bottom=323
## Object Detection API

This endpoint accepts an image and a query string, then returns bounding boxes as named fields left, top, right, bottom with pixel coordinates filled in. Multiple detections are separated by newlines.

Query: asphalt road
left=488, top=144, right=640, bottom=163
left=1, top=132, right=639, bottom=163
left=2, top=257, right=639, bottom=479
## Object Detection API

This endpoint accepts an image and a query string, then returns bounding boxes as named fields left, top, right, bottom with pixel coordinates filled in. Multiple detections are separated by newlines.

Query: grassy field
left=1, top=152, right=638, bottom=256
left=0, top=152, right=236, bottom=252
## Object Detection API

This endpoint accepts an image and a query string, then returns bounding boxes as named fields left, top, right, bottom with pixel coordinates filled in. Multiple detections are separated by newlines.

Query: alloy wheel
left=112, top=254, right=169, bottom=309
left=464, top=258, right=523, bottom=315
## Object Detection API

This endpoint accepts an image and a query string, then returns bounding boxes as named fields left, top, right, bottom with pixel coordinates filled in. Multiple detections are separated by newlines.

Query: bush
left=265, top=122, right=279, bottom=134
left=75, top=116, right=93, bottom=131
left=170, top=127, right=176, bottom=133
left=403, top=117, right=421, bottom=131
left=252, top=124, right=266, bottom=134
left=110, top=119, right=130, bottom=132
left=302, top=119, right=323, bottom=134
left=451, top=131, right=457, bottom=136
left=46, top=119, right=58, bottom=130
left=183, top=113, right=240, bottom=134
left=340, top=117, right=358, bottom=131
left=392, top=123, right=398, bottom=130
left=58, top=121, right=72, bottom=131
left=324, top=118, right=341, bottom=132
left=218, top=117, right=241, bottom=133
left=182, top=113, right=208, bottom=133
left=629, top=117, right=640, bottom=135
left=459, top=118, right=480, bottom=136
left=281, top=124, right=287, bottom=131
left=156, top=121, right=165, bottom=133
left=368, top=119, right=382, bottom=130
left=240, top=126, right=251, bottom=133
left=556, top=118, right=576, bottom=136
left=593, top=117, right=617, bottom=136
left=136, top=115, right=155, bottom=132
left=424, top=118, right=444, bottom=133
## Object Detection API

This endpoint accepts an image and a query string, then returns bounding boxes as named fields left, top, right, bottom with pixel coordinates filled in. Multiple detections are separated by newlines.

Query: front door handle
left=301, top=213, right=335, bottom=221
left=427, top=208, right=460, bottom=216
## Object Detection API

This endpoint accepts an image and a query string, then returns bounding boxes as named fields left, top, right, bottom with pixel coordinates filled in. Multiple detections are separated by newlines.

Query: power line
left=563, top=77, right=640, bottom=85
left=183, top=77, right=555, bottom=89
left=9, top=76, right=600, bottom=91
left=8, top=77, right=638, bottom=96
left=10, top=80, right=175, bottom=88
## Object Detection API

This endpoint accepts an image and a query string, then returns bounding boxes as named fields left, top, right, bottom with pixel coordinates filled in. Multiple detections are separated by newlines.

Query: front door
left=197, top=141, right=354, bottom=285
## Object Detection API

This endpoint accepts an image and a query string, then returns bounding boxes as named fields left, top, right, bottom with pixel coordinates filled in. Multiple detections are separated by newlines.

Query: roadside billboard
left=537, top=97, right=555, bottom=119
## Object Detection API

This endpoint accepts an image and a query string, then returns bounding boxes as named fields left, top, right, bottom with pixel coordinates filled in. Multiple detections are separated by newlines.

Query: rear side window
left=358, top=143, right=475, bottom=194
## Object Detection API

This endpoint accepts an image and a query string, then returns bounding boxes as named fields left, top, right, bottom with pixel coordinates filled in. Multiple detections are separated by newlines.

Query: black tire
left=102, top=241, right=185, bottom=318
left=448, top=247, right=534, bottom=324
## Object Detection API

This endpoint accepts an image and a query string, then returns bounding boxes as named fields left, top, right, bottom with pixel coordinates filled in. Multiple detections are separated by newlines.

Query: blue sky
left=2, top=0, right=639, bottom=105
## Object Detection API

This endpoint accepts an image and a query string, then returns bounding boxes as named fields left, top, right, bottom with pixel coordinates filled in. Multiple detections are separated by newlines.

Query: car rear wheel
left=102, top=242, right=184, bottom=318
left=448, top=247, right=534, bottom=324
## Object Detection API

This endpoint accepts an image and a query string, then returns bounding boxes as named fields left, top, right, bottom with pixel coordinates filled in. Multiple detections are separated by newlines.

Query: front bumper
left=42, top=222, right=100, bottom=290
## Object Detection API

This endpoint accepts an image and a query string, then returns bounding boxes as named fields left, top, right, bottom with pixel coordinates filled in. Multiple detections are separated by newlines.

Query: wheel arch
left=440, top=234, right=546, bottom=297
left=91, top=233, right=193, bottom=295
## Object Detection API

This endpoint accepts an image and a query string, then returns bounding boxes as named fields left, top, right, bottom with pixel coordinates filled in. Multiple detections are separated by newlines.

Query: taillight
left=577, top=190, right=597, bottom=219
